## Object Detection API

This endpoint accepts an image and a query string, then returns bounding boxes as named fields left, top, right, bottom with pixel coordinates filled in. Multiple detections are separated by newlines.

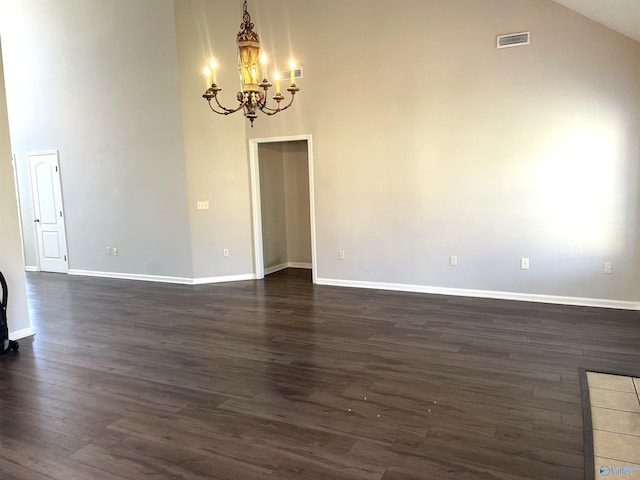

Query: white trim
left=315, top=278, right=640, bottom=311
left=24, top=266, right=39, bottom=272
left=192, top=274, right=254, bottom=285
left=307, top=135, right=318, bottom=284
left=248, top=134, right=318, bottom=284
left=249, top=140, right=264, bottom=280
left=10, top=327, right=35, bottom=340
left=69, top=269, right=193, bottom=285
left=288, top=262, right=312, bottom=269
left=264, top=263, right=288, bottom=275
left=249, top=135, right=312, bottom=144
left=68, top=269, right=254, bottom=286
left=264, top=262, right=313, bottom=275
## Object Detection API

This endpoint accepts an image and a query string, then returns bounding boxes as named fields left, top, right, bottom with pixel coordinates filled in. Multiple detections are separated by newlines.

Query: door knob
left=34, top=219, right=40, bottom=223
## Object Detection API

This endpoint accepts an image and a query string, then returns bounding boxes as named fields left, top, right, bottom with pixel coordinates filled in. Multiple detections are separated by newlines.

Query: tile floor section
left=587, top=372, right=640, bottom=479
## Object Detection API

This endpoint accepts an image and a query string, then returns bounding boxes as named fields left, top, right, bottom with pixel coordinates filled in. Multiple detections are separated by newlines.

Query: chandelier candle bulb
left=209, top=59, right=217, bottom=84
left=204, top=66, right=211, bottom=88
left=289, top=60, right=295, bottom=84
left=274, top=71, right=280, bottom=94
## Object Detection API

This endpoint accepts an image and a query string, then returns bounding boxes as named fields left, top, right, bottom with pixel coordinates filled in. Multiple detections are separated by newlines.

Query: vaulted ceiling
left=552, top=0, right=640, bottom=43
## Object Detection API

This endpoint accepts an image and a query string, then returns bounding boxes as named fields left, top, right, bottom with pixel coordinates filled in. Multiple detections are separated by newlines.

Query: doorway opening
left=249, top=135, right=317, bottom=283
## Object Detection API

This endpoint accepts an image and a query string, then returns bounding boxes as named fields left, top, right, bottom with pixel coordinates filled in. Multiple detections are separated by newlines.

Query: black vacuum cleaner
left=0, top=271, right=19, bottom=354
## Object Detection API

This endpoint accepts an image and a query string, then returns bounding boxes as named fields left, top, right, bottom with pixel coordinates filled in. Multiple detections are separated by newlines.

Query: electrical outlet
left=113, top=247, right=119, bottom=256
left=449, top=255, right=458, bottom=266
left=106, top=247, right=111, bottom=256
left=603, top=262, right=612, bottom=274
left=223, top=248, right=229, bottom=257
left=197, top=201, right=209, bottom=210
left=338, top=250, right=345, bottom=260
left=520, top=257, right=529, bottom=270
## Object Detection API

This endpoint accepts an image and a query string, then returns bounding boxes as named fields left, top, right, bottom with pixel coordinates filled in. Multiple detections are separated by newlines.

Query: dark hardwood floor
left=1, top=269, right=639, bottom=479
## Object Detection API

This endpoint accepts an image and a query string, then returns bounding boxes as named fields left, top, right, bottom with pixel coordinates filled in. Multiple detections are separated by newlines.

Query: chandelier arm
left=259, top=95, right=295, bottom=115
left=213, top=95, right=245, bottom=114
left=208, top=99, right=245, bottom=115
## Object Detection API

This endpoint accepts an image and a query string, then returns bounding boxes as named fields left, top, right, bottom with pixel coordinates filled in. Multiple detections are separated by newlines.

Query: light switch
left=197, top=201, right=210, bottom=210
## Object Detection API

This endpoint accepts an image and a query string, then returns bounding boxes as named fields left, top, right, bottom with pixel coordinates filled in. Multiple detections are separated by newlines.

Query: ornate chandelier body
left=202, top=0, right=300, bottom=127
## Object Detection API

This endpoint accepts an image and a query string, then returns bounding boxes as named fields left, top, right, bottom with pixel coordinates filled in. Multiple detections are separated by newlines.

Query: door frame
left=248, top=134, right=317, bottom=283
left=27, top=150, right=69, bottom=273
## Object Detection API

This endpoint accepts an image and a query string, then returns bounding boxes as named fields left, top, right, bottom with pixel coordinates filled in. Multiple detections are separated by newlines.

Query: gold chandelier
left=202, top=0, right=300, bottom=127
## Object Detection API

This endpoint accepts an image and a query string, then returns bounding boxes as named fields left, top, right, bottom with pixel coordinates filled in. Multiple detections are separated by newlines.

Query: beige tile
left=594, top=456, right=640, bottom=479
left=590, top=388, right=640, bottom=413
left=587, top=372, right=635, bottom=393
left=593, top=431, right=640, bottom=464
left=592, top=407, right=640, bottom=437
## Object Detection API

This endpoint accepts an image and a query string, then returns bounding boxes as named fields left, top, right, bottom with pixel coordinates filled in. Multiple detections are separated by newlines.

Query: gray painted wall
left=283, top=141, right=311, bottom=264
left=1, top=0, right=639, bottom=305
left=259, top=141, right=312, bottom=269
left=246, top=0, right=640, bottom=301
left=173, top=0, right=254, bottom=279
left=0, top=0, right=194, bottom=278
left=0, top=41, right=30, bottom=336
left=259, top=144, right=288, bottom=269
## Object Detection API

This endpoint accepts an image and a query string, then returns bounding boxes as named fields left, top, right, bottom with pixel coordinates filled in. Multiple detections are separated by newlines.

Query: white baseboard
left=264, top=262, right=312, bottom=275
left=288, top=262, right=312, bottom=269
left=24, top=266, right=38, bottom=272
left=192, top=274, right=254, bottom=285
left=264, top=263, right=289, bottom=275
left=69, top=269, right=255, bottom=286
left=10, top=327, right=35, bottom=340
left=69, top=269, right=193, bottom=284
left=315, top=277, right=640, bottom=311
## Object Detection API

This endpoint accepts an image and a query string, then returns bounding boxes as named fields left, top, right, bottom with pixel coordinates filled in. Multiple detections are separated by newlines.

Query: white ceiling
left=552, top=0, right=640, bottom=43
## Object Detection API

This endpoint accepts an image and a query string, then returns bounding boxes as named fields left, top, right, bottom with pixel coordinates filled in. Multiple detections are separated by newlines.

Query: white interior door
left=28, top=152, right=69, bottom=273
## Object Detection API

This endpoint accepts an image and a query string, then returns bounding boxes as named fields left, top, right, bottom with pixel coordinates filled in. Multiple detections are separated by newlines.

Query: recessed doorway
left=249, top=135, right=317, bottom=282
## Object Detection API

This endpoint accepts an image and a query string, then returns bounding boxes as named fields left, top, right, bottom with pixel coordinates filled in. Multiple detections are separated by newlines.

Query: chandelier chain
left=239, top=0, right=254, bottom=35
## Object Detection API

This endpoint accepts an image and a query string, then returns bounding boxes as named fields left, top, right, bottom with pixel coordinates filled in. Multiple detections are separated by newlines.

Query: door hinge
left=55, top=166, right=58, bottom=172
left=59, top=211, right=62, bottom=217
left=64, top=255, right=67, bottom=261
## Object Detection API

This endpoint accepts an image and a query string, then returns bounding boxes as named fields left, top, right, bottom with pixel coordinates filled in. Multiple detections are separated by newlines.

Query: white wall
left=0, top=40, right=31, bottom=338
left=0, top=0, right=194, bottom=279
left=245, top=0, right=640, bottom=302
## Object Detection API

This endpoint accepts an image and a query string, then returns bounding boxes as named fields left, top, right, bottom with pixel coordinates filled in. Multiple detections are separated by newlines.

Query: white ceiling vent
left=496, top=32, right=530, bottom=49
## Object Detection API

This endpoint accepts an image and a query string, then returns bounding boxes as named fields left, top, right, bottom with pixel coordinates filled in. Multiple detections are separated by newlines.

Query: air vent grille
left=497, top=32, right=530, bottom=49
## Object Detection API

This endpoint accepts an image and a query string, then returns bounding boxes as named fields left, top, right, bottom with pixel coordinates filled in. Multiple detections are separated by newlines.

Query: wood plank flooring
left=0, top=268, right=639, bottom=479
